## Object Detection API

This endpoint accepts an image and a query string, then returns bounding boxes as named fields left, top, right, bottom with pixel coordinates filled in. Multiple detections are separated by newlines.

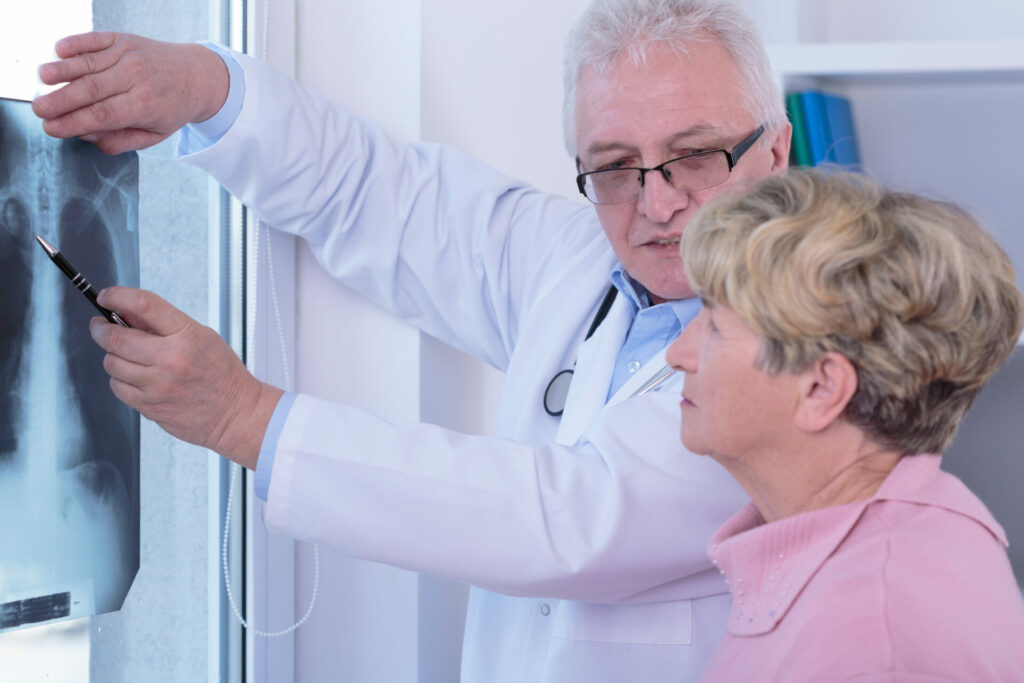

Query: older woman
left=665, top=170, right=1024, bottom=681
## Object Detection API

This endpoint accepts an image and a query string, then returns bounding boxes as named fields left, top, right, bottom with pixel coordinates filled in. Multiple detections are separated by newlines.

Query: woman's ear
left=794, top=352, right=858, bottom=433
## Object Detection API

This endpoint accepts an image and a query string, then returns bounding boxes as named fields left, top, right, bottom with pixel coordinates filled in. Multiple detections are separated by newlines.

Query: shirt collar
left=707, top=454, right=1007, bottom=636
left=609, top=263, right=702, bottom=328
left=709, top=498, right=864, bottom=636
left=610, top=263, right=648, bottom=311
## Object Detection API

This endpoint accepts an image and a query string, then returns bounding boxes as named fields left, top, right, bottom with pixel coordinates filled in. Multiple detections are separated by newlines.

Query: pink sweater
left=700, top=454, right=1024, bottom=682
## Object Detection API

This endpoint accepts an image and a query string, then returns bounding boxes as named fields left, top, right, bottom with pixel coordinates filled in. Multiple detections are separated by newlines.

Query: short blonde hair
left=682, top=169, right=1023, bottom=454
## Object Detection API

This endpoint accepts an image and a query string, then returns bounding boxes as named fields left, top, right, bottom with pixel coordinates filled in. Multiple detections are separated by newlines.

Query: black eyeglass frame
left=575, top=124, right=767, bottom=205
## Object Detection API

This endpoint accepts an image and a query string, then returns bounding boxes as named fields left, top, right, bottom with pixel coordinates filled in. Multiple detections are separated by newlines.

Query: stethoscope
left=543, top=285, right=618, bottom=416
left=542, top=285, right=681, bottom=417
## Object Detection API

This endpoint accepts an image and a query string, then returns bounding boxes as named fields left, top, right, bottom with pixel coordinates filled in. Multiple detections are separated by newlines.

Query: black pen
left=34, top=235, right=130, bottom=327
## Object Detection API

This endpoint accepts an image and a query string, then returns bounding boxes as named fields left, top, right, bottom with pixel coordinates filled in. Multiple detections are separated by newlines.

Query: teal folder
left=785, top=92, right=812, bottom=167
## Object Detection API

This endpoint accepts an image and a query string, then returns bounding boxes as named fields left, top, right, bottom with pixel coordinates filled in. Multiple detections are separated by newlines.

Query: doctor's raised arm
left=40, top=2, right=792, bottom=681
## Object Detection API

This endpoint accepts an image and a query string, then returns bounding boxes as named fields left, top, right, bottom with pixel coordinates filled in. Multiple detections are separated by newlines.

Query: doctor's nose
left=637, top=170, right=690, bottom=223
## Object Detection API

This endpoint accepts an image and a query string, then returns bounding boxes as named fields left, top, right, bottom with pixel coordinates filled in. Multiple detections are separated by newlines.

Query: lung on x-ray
left=0, top=97, right=139, bottom=632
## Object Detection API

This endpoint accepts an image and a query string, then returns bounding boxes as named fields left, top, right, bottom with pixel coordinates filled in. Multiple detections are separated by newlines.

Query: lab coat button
left=628, top=360, right=641, bottom=373
left=540, top=603, right=551, bottom=616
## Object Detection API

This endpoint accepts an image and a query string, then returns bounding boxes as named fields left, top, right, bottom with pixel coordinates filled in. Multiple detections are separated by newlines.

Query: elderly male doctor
left=35, top=0, right=789, bottom=679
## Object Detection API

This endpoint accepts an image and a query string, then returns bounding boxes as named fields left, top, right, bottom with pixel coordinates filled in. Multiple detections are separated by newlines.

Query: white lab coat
left=182, top=53, right=748, bottom=682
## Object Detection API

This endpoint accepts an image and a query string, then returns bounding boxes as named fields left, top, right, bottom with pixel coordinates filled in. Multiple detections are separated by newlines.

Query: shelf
left=769, top=39, right=1024, bottom=321
left=768, top=40, right=1024, bottom=78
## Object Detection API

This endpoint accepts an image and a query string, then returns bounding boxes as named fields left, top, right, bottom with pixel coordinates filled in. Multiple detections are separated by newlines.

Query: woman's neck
left=721, top=425, right=905, bottom=523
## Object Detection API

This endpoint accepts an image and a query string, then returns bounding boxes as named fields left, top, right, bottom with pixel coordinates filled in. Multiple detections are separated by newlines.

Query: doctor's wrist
left=188, top=43, right=231, bottom=124
left=213, top=380, right=284, bottom=470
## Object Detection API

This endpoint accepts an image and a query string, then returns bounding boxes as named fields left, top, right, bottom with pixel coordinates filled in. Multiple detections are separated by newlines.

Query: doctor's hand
left=32, top=32, right=229, bottom=154
left=89, top=287, right=283, bottom=470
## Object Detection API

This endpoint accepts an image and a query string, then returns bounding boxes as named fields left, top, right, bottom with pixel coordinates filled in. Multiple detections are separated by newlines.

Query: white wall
left=291, top=3, right=423, bottom=679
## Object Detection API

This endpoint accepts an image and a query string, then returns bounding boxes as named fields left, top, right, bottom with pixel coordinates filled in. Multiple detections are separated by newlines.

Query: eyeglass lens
left=583, top=151, right=729, bottom=205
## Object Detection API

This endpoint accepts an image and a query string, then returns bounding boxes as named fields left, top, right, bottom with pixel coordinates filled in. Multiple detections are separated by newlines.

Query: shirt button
left=540, top=603, right=551, bottom=616
left=628, top=360, right=641, bottom=373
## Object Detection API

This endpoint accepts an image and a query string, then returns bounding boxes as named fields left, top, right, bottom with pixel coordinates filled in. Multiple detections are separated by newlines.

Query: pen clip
left=629, top=364, right=678, bottom=399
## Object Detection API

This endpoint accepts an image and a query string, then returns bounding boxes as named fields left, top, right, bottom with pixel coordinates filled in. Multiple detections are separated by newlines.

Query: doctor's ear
left=768, top=121, right=793, bottom=174
left=793, top=352, right=858, bottom=433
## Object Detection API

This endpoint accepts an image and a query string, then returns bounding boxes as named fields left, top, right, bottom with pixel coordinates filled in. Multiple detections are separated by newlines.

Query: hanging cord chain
left=221, top=0, right=320, bottom=637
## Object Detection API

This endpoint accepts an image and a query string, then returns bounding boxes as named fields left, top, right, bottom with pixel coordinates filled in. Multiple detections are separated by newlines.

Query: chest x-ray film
left=0, top=97, right=139, bottom=632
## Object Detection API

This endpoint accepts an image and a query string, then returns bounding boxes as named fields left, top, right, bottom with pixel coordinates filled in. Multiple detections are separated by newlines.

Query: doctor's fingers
left=107, top=374, right=231, bottom=453
left=106, top=376, right=193, bottom=435
left=90, top=316, right=235, bottom=400
left=101, top=351, right=155, bottom=391
left=35, top=43, right=136, bottom=137
left=98, top=286, right=192, bottom=337
left=38, top=89, right=157, bottom=146
left=90, top=317, right=161, bottom=367
left=53, top=31, right=120, bottom=62
left=37, top=32, right=124, bottom=88
left=107, top=377, right=147, bottom=418
left=102, top=338, right=228, bottom=407
left=106, top=360, right=204, bottom=421
left=35, top=36, right=212, bottom=147
left=80, top=129, right=172, bottom=156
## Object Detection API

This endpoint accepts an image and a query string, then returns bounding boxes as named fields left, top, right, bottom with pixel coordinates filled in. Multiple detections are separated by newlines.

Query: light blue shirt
left=254, top=391, right=297, bottom=498
left=607, top=265, right=702, bottom=399
left=190, top=46, right=702, bottom=501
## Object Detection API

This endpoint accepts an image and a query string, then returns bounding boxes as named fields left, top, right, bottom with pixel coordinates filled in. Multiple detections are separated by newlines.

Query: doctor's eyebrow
left=582, top=123, right=722, bottom=159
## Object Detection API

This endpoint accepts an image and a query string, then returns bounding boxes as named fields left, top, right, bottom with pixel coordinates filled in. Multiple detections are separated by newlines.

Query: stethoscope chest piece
left=542, top=284, right=618, bottom=418
left=543, top=368, right=575, bottom=417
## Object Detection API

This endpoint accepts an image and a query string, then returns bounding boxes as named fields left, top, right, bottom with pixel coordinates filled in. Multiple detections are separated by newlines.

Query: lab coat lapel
left=554, top=295, right=632, bottom=446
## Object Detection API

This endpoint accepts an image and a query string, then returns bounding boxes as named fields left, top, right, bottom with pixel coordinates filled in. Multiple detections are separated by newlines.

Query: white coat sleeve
left=179, top=51, right=595, bottom=371
left=265, top=390, right=748, bottom=604
left=179, top=53, right=748, bottom=604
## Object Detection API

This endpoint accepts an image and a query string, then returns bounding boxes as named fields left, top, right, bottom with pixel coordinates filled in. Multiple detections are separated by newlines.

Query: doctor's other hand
left=89, top=287, right=283, bottom=470
left=32, top=32, right=229, bottom=154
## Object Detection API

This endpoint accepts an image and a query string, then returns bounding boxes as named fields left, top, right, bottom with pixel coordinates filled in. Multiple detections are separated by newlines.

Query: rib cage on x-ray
left=0, top=98, right=139, bottom=632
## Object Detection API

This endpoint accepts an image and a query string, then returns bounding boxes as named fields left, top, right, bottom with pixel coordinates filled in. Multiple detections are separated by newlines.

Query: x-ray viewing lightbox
left=0, top=97, right=140, bottom=632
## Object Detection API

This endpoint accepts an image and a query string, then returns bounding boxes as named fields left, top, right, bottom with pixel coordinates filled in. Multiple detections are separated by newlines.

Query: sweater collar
left=708, top=454, right=1007, bottom=636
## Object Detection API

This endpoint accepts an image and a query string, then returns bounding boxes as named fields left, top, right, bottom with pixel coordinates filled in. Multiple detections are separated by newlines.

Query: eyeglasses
left=575, top=125, right=766, bottom=205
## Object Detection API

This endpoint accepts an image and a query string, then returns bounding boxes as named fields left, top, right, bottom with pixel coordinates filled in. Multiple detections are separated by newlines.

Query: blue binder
left=797, top=90, right=862, bottom=170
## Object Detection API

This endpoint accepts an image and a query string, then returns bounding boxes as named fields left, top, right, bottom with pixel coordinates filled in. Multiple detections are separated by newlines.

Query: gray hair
left=562, top=0, right=786, bottom=156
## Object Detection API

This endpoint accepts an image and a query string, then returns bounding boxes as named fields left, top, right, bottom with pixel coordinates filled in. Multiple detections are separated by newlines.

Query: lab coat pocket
left=551, top=599, right=693, bottom=645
